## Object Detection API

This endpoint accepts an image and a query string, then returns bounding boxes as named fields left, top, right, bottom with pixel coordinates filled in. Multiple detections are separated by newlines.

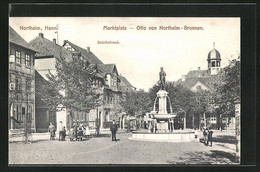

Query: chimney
left=63, top=40, right=68, bottom=45
left=39, top=33, right=44, bottom=38
left=53, top=39, right=56, bottom=44
left=182, top=75, right=186, bottom=81
left=87, top=47, right=90, bottom=53
left=198, top=67, right=201, bottom=70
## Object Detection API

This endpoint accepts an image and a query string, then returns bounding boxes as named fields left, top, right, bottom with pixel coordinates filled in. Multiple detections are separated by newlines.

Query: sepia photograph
left=8, top=16, right=241, bottom=165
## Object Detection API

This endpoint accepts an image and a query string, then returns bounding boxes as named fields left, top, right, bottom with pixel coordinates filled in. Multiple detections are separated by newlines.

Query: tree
left=39, top=52, right=102, bottom=123
left=119, top=89, right=151, bottom=117
left=216, top=59, right=241, bottom=123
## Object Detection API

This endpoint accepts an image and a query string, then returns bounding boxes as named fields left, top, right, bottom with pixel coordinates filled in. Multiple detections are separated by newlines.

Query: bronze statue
left=159, top=67, right=166, bottom=90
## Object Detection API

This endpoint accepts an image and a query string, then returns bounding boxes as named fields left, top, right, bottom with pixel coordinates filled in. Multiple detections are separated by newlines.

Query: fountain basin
left=130, top=130, right=196, bottom=142
left=153, top=114, right=176, bottom=120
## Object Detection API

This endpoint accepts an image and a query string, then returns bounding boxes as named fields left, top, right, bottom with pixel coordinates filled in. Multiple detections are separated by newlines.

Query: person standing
left=207, top=129, right=214, bottom=146
left=110, top=120, right=117, bottom=141
left=48, top=122, right=56, bottom=140
left=85, top=125, right=90, bottom=138
left=58, top=121, right=64, bottom=141
left=203, top=127, right=209, bottom=145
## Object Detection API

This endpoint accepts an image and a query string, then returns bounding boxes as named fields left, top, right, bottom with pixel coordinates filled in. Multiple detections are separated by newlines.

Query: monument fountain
left=131, top=67, right=196, bottom=142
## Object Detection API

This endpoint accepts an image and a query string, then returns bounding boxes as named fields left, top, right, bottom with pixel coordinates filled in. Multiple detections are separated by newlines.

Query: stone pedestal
left=157, top=90, right=168, bottom=114
left=157, top=121, right=168, bottom=132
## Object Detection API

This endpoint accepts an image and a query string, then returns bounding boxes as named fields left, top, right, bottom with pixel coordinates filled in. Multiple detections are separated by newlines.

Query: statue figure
left=159, top=67, right=166, bottom=90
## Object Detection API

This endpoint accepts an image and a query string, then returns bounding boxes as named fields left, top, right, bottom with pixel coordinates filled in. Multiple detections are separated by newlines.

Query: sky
left=9, top=17, right=240, bottom=91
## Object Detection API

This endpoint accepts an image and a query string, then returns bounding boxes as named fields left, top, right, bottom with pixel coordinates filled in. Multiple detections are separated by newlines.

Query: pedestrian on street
left=62, top=126, right=66, bottom=141
left=48, top=122, right=56, bottom=140
left=110, top=120, right=117, bottom=141
left=58, top=121, right=65, bottom=141
left=169, top=119, right=174, bottom=132
left=203, top=127, right=209, bottom=145
left=207, top=129, right=213, bottom=146
left=84, top=125, right=90, bottom=138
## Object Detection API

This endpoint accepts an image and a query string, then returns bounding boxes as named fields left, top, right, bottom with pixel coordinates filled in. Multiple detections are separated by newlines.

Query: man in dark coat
left=207, top=129, right=214, bottom=146
left=203, top=127, right=209, bottom=145
left=110, top=120, right=117, bottom=141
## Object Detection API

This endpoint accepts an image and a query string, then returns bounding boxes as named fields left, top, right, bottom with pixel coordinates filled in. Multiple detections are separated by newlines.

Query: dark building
left=9, top=26, right=37, bottom=133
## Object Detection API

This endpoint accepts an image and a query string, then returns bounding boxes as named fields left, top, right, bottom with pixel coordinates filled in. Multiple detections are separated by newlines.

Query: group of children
left=48, top=121, right=91, bottom=141
left=69, top=123, right=90, bottom=141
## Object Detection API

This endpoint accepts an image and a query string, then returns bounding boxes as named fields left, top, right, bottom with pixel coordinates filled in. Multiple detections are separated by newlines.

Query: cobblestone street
left=9, top=130, right=238, bottom=165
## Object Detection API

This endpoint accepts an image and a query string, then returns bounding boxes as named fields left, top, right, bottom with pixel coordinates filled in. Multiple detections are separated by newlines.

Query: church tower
left=207, top=42, right=221, bottom=75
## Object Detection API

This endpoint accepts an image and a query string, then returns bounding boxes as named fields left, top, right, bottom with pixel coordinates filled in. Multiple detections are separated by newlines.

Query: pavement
left=9, top=129, right=126, bottom=143
left=9, top=129, right=239, bottom=165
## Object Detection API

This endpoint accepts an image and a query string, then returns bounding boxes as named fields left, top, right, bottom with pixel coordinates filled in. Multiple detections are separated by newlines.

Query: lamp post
left=234, top=99, right=240, bottom=163
left=203, top=105, right=206, bottom=128
left=96, top=106, right=100, bottom=136
left=24, top=77, right=32, bottom=143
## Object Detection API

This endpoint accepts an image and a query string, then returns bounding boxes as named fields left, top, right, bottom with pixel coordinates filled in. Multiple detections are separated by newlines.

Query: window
left=25, top=54, right=31, bottom=67
left=48, top=111, right=55, bottom=123
left=16, top=105, right=19, bottom=120
left=210, top=115, right=216, bottom=123
left=212, top=61, right=215, bottom=67
left=15, top=78, right=21, bottom=92
left=15, top=51, right=21, bottom=65
left=209, top=97, right=214, bottom=104
left=26, top=78, right=31, bottom=90
left=111, top=78, right=114, bottom=86
left=196, top=85, right=202, bottom=91
left=114, top=78, right=117, bottom=87
left=217, top=61, right=220, bottom=67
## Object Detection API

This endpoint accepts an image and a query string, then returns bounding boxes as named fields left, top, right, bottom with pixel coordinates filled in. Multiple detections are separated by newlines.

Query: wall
left=9, top=43, right=36, bottom=132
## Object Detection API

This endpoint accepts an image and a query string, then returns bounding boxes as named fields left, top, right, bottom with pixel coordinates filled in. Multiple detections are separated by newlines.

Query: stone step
left=9, top=129, right=25, bottom=137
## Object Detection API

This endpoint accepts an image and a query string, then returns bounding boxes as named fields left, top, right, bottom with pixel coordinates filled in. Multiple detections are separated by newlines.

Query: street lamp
left=234, top=99, right=240, bottom=163
left=203, top=105, right=206, bottom=128
left=24, top=77, right=32, bottom=143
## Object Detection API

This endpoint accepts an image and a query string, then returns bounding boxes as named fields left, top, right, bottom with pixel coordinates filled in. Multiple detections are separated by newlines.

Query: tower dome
left=207, top=42, right=221, bottom=61
left=207, top=42, right=221, bottom=75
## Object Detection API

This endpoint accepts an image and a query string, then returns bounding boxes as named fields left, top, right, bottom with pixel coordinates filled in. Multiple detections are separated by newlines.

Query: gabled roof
left=118, top=75, right=135, bottom=88
left=97, top=64, right=118, bottom=76
left=176, top=69, right=223, bottom=92
left=63, top=40, right=103, bottom=64
left=9, top=26, right=37, bottom=52
left=186, top=69, right=210, bottom=78
left=29, top=34, right=72, bottom=60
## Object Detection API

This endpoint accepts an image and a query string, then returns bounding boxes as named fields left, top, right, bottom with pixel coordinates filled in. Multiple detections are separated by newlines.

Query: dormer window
left=196, top=85, right=202, bottom=91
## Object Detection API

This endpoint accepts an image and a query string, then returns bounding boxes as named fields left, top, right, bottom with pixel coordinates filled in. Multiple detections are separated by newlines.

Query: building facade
left=9, top=26, right=37, bottom=133
left=30, top=34, right=134, bottom=132
left=175, top=43, right=224, bottom=129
